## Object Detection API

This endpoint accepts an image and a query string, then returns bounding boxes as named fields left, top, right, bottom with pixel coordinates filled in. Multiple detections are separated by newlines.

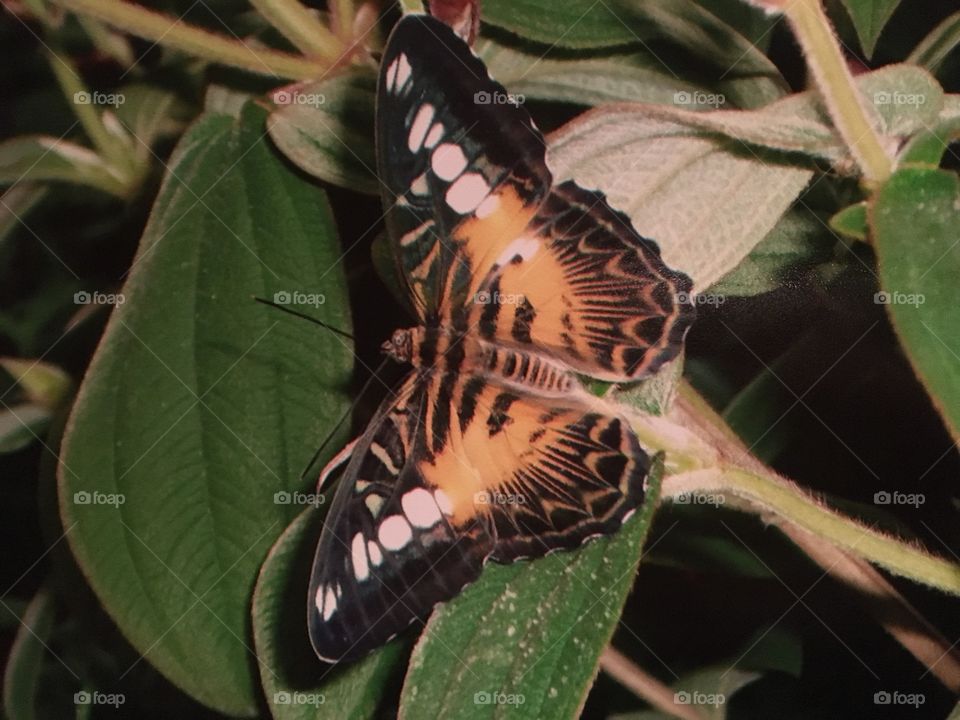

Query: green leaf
left=113, top=84, right=190, bottom=154
left=708, top=209, right=834, bottom=297
left=0, top=404, right=51, bottom=454
left=482, top=0, right=645, bottom=48
left=483, top=0, right=786, bottom=107
left=548, top=109, right=813, bottom=291
left=0, top=357, right=72, bottom=408
left=479, top=40, right=712, bottom=107
left=839, top=0, right=902, bottom=58
left=2, top=588, right=56, bottom=720
left=0, top=184, right=48, bottom=245
left=829, top=202, right=868, bottom=241
left=267, top=69, right=378, bottom=195
left=0, top=136, right=128, bottom=197
left=58, top=101, right=353, bottom=716
left=399, top=459, right=663, bottom=719
left=253, top=508, right=407, bottom=719
left=871, top=167, right=960, bottom=439
left=907, top=10, right=960, bottom=74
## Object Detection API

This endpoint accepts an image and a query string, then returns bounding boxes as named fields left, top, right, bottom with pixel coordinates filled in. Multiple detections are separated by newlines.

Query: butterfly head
left=381, top=328, right=414, bottom=364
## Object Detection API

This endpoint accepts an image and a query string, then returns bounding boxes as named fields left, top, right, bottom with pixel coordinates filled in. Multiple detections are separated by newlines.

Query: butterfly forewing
left=376, top=14, right=552, bottom=317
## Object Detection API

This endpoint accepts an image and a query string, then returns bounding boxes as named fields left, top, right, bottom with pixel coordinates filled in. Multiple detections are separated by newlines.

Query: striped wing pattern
left=307, top=13, right=695, bottom=664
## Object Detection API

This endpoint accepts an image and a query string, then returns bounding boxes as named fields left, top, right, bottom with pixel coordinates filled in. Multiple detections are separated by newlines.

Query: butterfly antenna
left=299, top=356, right=392, bottom=482
left=253, top=296, right=354, bottom=341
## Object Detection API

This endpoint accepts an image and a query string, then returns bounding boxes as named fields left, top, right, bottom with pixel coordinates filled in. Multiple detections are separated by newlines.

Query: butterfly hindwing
left=377, top=14, right=552, bottom=318
left=417, top=367, right=649, bottom=562
left=308, top=375, right=496, bottom=663
left=466, top=181, right=696, bottom=380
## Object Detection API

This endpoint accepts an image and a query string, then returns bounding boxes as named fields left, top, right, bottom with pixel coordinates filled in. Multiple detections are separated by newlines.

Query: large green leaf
left=58, top=102, right=353, bottom=715
left=253, top=508, right=407, bottom=720
left=398, top=459, right=663, bottom=719
left=871, top=167, right=960, bottom=439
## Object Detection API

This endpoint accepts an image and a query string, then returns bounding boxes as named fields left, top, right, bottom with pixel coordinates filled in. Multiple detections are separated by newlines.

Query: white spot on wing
left=402, top=488, right=443, bottom=528
left=378, top=515, right=413, bottom=550
left=407, top=103, right=434, bottom=152
left=431, top=143, right=467, bottom=181
left=395, top=53, right=412, bottom=93
left=424, top=123, right=444, bottom=149
left=494, top=236, right=539, bottom=266
left=370, top=442, right=400, bottom=476
left=475, top=193, right=500, bottom=219
left=352, top=533, right=369, bottom=581
left=385, top=58, right=400, bottom=93
left=445, top=173, right=489, bottom=213
left=322, top=585, right=337, bottom=620
left=367, top=540, right=383, bottom=566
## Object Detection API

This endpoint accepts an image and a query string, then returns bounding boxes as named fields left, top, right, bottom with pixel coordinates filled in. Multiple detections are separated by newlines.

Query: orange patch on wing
left=452, top=184, right=539, bottom=301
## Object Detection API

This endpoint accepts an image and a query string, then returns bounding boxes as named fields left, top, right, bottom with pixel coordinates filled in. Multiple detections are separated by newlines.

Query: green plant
left=2, top=0, right=959, bottom=718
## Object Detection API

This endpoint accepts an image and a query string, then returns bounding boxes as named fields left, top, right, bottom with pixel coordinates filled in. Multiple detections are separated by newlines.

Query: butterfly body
left=306, top=14, right=695, bottom=664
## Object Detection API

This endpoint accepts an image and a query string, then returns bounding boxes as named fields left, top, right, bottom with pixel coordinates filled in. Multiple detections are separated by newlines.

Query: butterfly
left=307, top=13, right=695, bottom=664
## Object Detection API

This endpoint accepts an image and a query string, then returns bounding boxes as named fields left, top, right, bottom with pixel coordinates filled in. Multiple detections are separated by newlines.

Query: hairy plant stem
left=49, top=0, right=335, bottom=79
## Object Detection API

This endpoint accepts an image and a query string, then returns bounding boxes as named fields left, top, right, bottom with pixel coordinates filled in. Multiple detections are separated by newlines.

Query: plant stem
left=783, top=0, right=893, bottom=186
left=907, top=10, right=960, bottom=74
left=331, top=0, right=355, bottom=42
left=248, top=0, right=341, bottom=57
left=49, top=0, right=331, bottom=79
left=663, top=467, right=960, bottom=595
left=45, top=48, right=132, bottom=174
